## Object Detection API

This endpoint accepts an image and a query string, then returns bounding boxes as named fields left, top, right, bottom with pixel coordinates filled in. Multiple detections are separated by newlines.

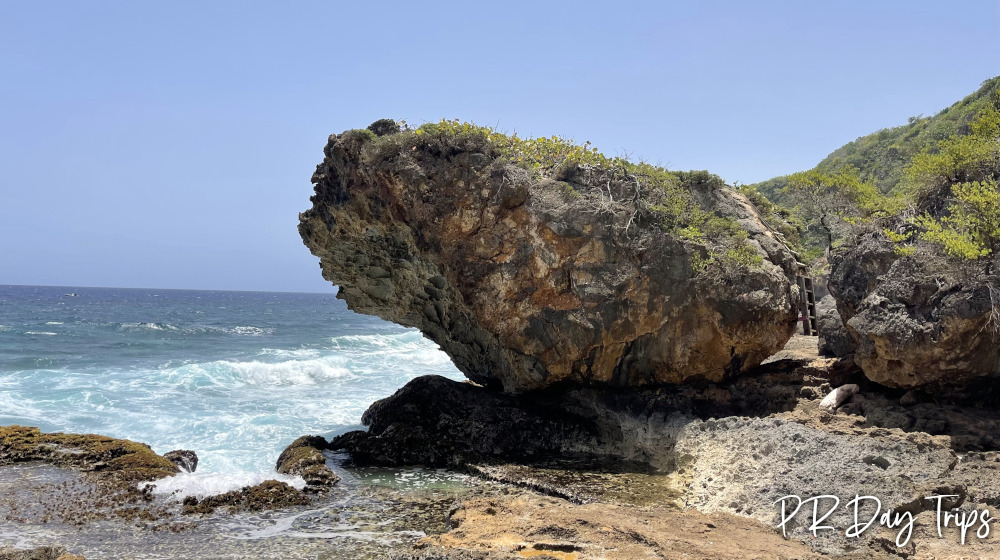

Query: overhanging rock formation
left=299, top=122, right=800, bottom=392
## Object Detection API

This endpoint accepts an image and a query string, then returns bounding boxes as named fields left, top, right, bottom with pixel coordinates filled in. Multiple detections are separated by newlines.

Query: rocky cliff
left=299, top=121, right=800, bottom=392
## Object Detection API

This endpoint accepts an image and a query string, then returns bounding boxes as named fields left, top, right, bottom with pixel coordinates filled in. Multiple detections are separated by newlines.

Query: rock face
left=329, top=375, right=602, bottom=467
left=816, top=295, right=854, bottom=357
left=829, top=233, right=1000, bottom=388
left=300, top=124, right=800, bottom=392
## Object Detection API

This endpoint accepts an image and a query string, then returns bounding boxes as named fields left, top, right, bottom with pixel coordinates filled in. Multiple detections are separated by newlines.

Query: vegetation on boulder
left=356, top=118, right=761, bottom=272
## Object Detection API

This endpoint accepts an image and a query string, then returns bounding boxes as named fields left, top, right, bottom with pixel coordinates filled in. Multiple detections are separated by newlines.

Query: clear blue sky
left=2, top=1, right=997, bottom=292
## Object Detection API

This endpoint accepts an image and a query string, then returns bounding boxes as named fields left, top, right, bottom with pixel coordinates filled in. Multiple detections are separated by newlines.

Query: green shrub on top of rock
left=362, top=118, right=761, bottom=272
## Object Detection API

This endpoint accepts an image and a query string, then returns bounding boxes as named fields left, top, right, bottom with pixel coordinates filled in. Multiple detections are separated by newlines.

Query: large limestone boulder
left=299, top=123, right=800, bottom=392
left=829, top=233, right=1000, bottom=388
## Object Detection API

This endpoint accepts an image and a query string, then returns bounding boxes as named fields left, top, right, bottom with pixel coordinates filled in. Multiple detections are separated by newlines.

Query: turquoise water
left=0, top=285, right=463, bottom=495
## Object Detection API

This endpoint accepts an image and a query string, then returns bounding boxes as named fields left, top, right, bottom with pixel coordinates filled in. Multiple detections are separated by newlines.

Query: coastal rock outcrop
left=164, top=449, right=198, bottom=473
left=275, top=435, right=339, bottom=490
left=329, top=375, right=602, bottom=467
left=815, top=294, right=854, bottom=357
left=300, top=122, right=800, bottom=392
left=829, top=233, right=1000, bottom=388
left=0, top=425, right=178, bottom=485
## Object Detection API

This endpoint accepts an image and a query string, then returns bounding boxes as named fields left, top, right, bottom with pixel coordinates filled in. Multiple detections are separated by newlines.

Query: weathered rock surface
left=0, top=547, right=84, bottom=560
left=329, top=375, right=602, bottom=467
left=829, top=233, right=1000, bottom=388
left=816, top=294, right=854, bottom=357
left=276, top=435, right=339, bottom=490
left=411, top=493, right=825, bottom=560
left=300, top=124, right=800, bottom=392
left=163, top=449, right=198, bottom=473
left=0, top=425, right=178, bottom=486
left=335, top=352, right=1000, bottom=556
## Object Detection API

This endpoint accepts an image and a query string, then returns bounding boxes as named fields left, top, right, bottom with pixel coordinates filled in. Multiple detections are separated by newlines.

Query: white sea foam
left=143, top=470, right=306, bottom=499
left=44, top=321, right=63, bottom=325
left=257, top=348, right=321, bottom=359
left=24, top=331, right=57, bottom=336
left=118, top=322, right=178, bottom=332
left=173, top=356, right=355, bottom=387
left=231, top=326, right=274, bottom=336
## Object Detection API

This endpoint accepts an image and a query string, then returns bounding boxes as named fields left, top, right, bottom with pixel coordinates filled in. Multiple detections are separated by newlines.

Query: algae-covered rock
left=300, top=121, right=800, bottom=392
left=181, top=479, right=309, bottom=515
left=275, top=435, right=339, bottom=490
left=0, top=425, right=178, bottom=486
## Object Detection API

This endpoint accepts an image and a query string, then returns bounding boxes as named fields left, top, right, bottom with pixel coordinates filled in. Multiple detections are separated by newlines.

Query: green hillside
left=817, top=76, right=1000, bottom=194
left=748, top=76, right=1000, bottom=266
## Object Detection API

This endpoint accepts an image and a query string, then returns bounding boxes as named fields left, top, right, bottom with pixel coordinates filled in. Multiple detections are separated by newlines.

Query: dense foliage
left=817, top=76, right=1000, bottom=194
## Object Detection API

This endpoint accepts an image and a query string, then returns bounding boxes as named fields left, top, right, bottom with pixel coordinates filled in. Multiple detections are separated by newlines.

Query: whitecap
left=257, top=348, right=321, bottom=359
left=142, top=470, right=306, bottom=499
left=231, top=326, right=274, bottom=336
left=167, top=356, right=354, bottom=388
left=44, top=321, right=63, bottom=325
left=24, top=331, right=57, bottom=336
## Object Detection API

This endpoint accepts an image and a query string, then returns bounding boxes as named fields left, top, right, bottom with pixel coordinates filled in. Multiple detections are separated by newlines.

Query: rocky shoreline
left=6, top=118, right=1000, bottom=559
left=7, top=337, right=1000, bottom=558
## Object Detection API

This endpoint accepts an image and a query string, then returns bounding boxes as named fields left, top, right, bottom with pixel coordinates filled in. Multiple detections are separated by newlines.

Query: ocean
left=0, top=284, right=464, bottom=497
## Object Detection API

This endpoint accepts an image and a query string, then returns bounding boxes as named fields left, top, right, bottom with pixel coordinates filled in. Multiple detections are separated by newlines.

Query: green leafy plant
left=918, top=180, right=1000, bottom=260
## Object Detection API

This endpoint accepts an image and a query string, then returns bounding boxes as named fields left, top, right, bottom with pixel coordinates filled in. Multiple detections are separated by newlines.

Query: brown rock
left=163, top=449, right=198, bottom=473
left=181, top=479, right=308, bottom=515
left=275, top=435, right=339, bottom=490
left=299, top=124, right=800, bottom=392
left=413, top=493, right=824, bottom=560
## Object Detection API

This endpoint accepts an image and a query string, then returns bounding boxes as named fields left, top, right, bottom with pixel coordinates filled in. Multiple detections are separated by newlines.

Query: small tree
left=918, top=180, right=1000, bottom=261
left=783, top=166, right=898, bottom=254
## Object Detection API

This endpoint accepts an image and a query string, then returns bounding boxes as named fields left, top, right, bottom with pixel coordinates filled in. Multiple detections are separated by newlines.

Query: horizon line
left=0, top=283, right=338, bottom=296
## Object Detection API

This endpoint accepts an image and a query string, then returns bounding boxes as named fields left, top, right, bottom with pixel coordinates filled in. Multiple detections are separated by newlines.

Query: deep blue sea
left=0, top=285, right=463, bottom=496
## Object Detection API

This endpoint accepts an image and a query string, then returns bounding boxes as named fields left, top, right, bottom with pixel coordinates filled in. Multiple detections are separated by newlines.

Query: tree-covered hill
left=749, top=76, right=1000, bottom=266
left=816, top=76, right=1000, bottom=194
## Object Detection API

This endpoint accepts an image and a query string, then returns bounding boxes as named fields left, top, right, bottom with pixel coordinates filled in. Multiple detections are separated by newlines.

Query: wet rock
left=329, top=375, right=601, bottom=467
left=829, top=233, right=1000, bottom=389
left=300, top=125, right=800, bottom=392
left=276, top=435, right=339, bottom=490
left=816, top=294, right=854, bottom=357
left=163, top=449, right=198, bottom=473
left=181, top=479, right=309, bottom=515
left=0, top=425, right=178, bottom=487
left=0, top=547, right=84, bottom=560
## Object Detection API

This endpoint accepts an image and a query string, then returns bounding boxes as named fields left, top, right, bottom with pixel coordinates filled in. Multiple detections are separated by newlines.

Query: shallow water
left=0, top=458, right=484, bottom=559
